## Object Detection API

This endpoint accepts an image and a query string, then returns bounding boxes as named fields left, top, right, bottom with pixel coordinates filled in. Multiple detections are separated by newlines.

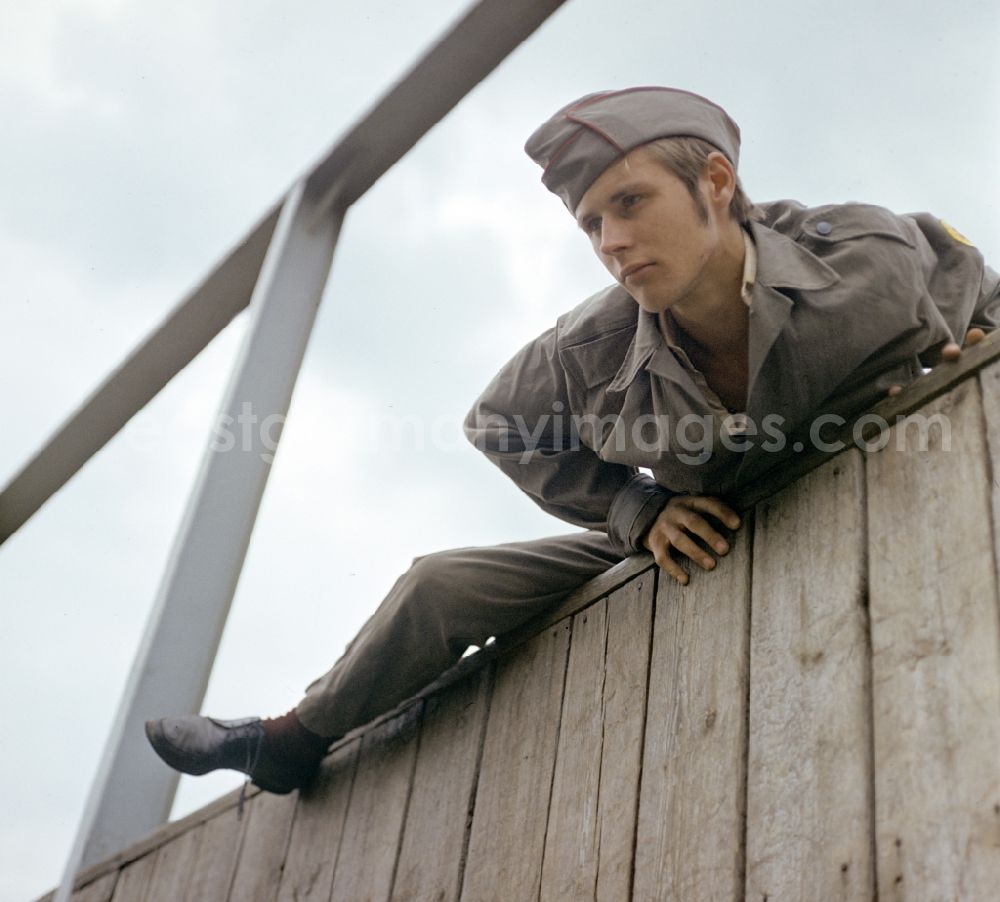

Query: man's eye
left=622, top=194, right=641, bottom=210
left=584, top=218, right=601, bottom=235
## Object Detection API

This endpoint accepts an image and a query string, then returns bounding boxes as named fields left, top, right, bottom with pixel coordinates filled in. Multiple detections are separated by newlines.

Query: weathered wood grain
left=981, top=359, right=1000, bottom=600
left=227, top=789, right=298, bottom=902
left=71, top=871, right=119, bottom=902
left=461, top=620, right=571, bottom=900
left=540, top=573, right=654, bottom=901
left=185, top=801, right=247, bottom=900
left=107, top=852, right=156, bottom=902
left=632, top=524, right=751, bottom=901
left=595, top=573, right=655, bottom=901
left=276, top=739, right=360, bottom=902
left=392, top=668, right=492, bottom=902
left=68, top=786, right=248, bottom=894
left=867, top=378, right=1000, bottom=898
left=328, top=709, right=421, bottom=902
left=56, top=364, right=1000, bottom=902
left=142, top=824, right=203, bottom=902
left=746, top=451, right=874, bottom=900
left=540, top=597, right=608, bottom=901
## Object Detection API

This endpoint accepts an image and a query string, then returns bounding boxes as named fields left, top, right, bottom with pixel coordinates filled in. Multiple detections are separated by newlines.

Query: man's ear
left=703, top=151, right=736, bottom=210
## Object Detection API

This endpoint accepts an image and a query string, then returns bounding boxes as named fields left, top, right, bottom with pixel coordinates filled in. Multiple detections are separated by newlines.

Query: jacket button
left=815, top=220, right=833, bottom=235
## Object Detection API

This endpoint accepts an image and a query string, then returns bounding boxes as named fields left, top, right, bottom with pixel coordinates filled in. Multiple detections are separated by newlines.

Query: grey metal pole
left=55, top=179, right=344, bottom=899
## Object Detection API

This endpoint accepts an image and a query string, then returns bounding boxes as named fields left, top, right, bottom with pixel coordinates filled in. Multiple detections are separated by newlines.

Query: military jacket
left=465, top=200, right=1000, bottom=555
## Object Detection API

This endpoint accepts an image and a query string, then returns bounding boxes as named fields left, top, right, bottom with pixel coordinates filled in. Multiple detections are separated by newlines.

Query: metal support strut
left=55, top=180, right=345, bottom=900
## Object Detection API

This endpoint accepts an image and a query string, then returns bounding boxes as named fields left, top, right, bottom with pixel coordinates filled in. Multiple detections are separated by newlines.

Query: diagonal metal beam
left=0, top=206, right=280, bottom=544
left=305, top=0, right=570, bottom=208
left=56, top=181, right=345, bottom=898
left=0, top=0, right=569, bottom=547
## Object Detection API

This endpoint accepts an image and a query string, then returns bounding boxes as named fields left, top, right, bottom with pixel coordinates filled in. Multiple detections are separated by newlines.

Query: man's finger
left=966, top=327, right=986, bottom=346
left=663, top=560, right=689, bottom=585
left=668, top=531, right=717, bottom=571
left=677, top=513, right=729, bottom=556
left=681, top=495, right=741, bottom=530
left=938, top=342, right=962, bottom=362
left=650, top=540, right=689, bottom=585
left=921, top=337, right=959, bottom=366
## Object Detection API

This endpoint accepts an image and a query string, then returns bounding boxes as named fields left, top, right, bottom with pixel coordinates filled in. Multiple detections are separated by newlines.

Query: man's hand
left=887, top=328, right=987, bottom=397
left=642, top=495, right=741, bottom=586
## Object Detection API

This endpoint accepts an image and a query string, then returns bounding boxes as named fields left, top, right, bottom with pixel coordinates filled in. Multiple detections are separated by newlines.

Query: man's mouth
left=620, top=263, right=653, bottom=282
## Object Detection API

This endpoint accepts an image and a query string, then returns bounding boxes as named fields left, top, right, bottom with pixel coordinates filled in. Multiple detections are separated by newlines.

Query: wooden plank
left=328, top=709, right=421, bottom=902
left=392, top=669, right=493, bottom=902
left=227, top=790, right=298, bottom=902
left=108, top=853, right=156, bottom=902
left=30, top=868, right=117, bottom=902
left=540, top=573, right=655, bottom=901
left=70, top=785, right=248, bottom=892
left=541, top=597, right=608, bottom=901
left=745, top=451, right=874, bottom=899
left=632, top=525, right=751, bottom=901
left=276, top=739, right=360, bottom=902
left=867, top=377, right=1000, bottom=897
left=982, top=359, right=1000, bottom=596
left=185, top=802, right=247, bottom=900
left=461, top=620, right=572, bottom=900
left=142, top=825, right=204, bottom=902
left=595, top=574, right=656, bottom=900
left=71, top=872, right=119, bottom=902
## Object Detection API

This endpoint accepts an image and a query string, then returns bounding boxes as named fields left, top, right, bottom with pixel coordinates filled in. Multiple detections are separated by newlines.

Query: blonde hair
left=642, top=136, right=760, bottom=224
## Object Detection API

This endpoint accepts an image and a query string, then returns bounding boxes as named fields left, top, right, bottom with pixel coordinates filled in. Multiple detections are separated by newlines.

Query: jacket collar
left=607, top=307, right=661, bottom=392
left=607, top=221, right=839, bottom=394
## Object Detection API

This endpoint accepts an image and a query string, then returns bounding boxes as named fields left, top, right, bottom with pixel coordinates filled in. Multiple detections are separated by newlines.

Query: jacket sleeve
left=908, top=213, right=1000, bottom=341
left=972, top=264, right=1000, bottom=332
left=464, top=323, right=674, bottom=555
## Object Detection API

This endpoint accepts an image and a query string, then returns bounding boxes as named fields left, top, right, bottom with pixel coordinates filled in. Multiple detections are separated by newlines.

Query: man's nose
left=599, top=217, right=631, bottom=255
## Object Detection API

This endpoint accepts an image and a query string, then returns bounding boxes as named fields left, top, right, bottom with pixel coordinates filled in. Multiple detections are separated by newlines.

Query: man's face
left=574, top=146, right=726, bottom=315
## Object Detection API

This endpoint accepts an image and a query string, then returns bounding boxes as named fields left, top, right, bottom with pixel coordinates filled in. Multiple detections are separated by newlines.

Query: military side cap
left=525, top=86, right=741, bottom=213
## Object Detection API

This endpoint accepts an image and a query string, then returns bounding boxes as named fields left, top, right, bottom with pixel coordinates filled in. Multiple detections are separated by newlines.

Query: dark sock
left=261, top=709, right=332, bottom=765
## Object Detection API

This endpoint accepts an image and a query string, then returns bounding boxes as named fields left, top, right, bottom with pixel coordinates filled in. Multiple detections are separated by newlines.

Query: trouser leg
left=295, top=530, right=623, bottom=738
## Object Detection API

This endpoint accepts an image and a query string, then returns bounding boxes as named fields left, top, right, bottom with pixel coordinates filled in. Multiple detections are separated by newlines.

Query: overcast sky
left=2, top=1, right=998, bottom=898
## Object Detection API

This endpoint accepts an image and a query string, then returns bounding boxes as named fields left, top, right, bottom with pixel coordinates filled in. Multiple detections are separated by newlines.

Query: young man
left=147, top=86, right=999, bottom=794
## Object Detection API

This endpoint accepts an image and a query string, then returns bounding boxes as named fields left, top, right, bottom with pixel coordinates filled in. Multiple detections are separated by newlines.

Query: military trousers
left=295, top=530, right=623, bottom=739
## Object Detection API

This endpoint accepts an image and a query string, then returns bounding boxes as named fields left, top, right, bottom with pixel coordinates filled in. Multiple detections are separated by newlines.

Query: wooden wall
left=42, top=360, right=1000, bottom=901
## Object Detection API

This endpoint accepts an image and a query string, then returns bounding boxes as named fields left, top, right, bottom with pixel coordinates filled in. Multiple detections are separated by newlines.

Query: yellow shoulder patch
left=940, top=219, right=975, bottom=247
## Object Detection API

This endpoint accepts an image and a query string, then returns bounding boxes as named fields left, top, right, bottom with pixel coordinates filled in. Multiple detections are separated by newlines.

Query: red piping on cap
left=563, top=113, right=624, bottom=153
left=542, top=129, right=584, bottom=173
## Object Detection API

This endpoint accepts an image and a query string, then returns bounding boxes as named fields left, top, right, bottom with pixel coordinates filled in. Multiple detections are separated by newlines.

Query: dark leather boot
left=145, top=715, right=321, bottom=794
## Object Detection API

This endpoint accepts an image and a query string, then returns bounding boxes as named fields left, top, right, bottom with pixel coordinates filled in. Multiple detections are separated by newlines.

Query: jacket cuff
left=607, top=473, right=676, bottom=556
